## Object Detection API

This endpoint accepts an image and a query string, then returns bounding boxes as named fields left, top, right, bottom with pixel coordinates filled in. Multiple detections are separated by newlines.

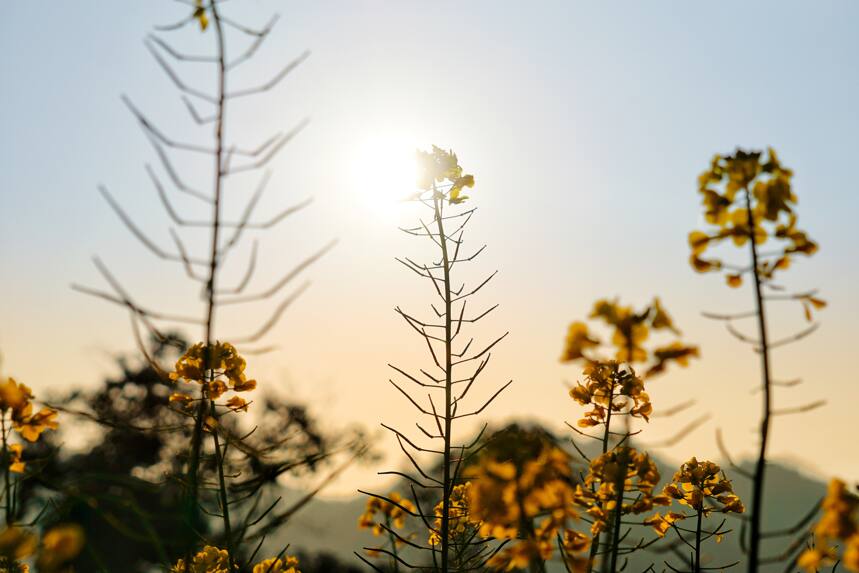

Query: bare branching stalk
left=75, top=1, right=334, bottom=567
left=1, top=416, right=10, bottom=525
left=434, top=186, right=455, bottom=572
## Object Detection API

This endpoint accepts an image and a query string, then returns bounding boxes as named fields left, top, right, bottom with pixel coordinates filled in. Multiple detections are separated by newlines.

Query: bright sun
left=348, top=135, right=420, bottom=221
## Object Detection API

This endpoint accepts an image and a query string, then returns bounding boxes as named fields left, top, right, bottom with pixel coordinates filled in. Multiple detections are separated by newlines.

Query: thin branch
left=229, top=282, right=311, bottom=343
left=771, top=400, right=826, bottom=416
left=715, top=428, right=753, bottom=480
left=226, top=50, right=311, bottom=98
left=219, top=240, right=335, bottom=305
left=145, top=39, right=217, bottom=103
left=99, top=185, right=205, bottom=265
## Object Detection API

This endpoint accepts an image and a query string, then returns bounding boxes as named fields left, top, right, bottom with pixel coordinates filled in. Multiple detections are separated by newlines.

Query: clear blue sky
left=1, top=1, right=857, bottom=493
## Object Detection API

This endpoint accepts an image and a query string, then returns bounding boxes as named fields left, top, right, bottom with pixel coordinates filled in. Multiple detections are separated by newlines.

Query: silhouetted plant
left=359, top=146, right=511, bottom=573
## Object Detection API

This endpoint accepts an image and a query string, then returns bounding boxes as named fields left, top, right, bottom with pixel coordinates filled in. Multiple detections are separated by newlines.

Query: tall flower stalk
left=561, top=299, right=699, bottom=571
left=360, top=146, right=510, bottom=572
left=689, top=148, right=825, bottom=569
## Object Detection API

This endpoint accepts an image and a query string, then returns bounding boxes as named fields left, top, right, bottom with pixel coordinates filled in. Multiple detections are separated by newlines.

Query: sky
left=1, top=1, right=857, bottom=497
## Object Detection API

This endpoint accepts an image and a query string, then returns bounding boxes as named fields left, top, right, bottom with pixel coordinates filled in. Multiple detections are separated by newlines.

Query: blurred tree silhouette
left=18, top=335, right=363, bottom=572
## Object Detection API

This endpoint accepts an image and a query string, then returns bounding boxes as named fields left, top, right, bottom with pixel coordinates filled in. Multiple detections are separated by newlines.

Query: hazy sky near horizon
left=1, top=1, right=857, bottom=496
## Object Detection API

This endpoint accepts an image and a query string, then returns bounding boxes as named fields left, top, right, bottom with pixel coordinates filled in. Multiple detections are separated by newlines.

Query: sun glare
left=348, top=135, right=420, bottom=221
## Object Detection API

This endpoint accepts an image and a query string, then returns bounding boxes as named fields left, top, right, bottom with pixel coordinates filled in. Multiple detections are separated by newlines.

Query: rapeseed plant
left=690, top=148, right=825, bottom=570
left=361, top=146, right=510, bottom=573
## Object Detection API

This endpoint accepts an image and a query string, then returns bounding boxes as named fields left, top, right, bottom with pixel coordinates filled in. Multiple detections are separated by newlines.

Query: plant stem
left=745, top=186, right=772, bottom=573
left=516, top=492, right=545, bottom=573
left=605, top=446, right=628, bottom=573
left=184, top=1, right=228, bottom=567
left=387, top=514, right=400, bottom=573
left=211, top=402, right=234, bottom=569
left=587, top=376, right=618, bottom=571
left=694, top=508, right=702, bottom=573
left=1, top=416, right=9, bottom=525
left=433, top=188, right=453, bottom=573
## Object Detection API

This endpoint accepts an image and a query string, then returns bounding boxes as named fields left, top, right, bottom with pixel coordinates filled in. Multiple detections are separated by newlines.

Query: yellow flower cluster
left=0, top=524, right=84, bottom=573
left=569, top=362, right=651, bottom=428
left=561, top=299, right=698, bottom=377
left=0, top=377, right=59, bottom=474
left=358, top=492, right=415, bottom=538
left=169, top=342, right=256, bottom=413
left=192, top=0, right=209, bottom=32
left=429, top=482, right=475, bottom=546
left=590, top=299, right=660, bottom=363
left=645, top=458, right=744, bottom=538
left=252, top=555, right=301, bottom=573
left=416, top=146, right=475, bottom=205
left=0, top=527, right=36, bottom=573
left=689, top=148, right=821, bottom=295
left=574, top=447, right=667, bottom=536
left=34, top=525, right=85, bottom=573
left=0, top=377, right=59, bottom=444
left=170, top=546, right=231, bottom=573
left=798, top=479, right=859, bottom=572
left=465, top=436, right=583, bottom=571
left=169, top=546, right=301, bottom=573
left=662, top=458, right=744, bottom=514
left=561, top=322, right=600, bottom=363
left=642, top=511, right=687, bottom=538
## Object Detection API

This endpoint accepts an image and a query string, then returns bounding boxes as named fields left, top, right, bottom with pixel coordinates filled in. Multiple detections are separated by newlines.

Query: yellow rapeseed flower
left=358, top=492, right=415, bottom=538
left=561, top=298, right=699, bottom=379
left=0, top=377, right=58, bottom=444
left=465, top=430, right=584, bottom=570
left=799, top=479, right=859, bottom=572
left=569, top=362, right=651, bottom=428
left=428, top=482, right=476, bottom=546
left=574, top=447, right=668, bottom=536
left=192, top=0, right=209, bottom=32
left=252, top=555, right=300, bottom=573
left=689, top=148, right=821, bottom=305
left=35, top=524, right=85, bottom=573
left=170, top=545, right=231, bottom=573
left=416, top=146, right=475, bottom=205
left=169, top=342, right=257, bottom=412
